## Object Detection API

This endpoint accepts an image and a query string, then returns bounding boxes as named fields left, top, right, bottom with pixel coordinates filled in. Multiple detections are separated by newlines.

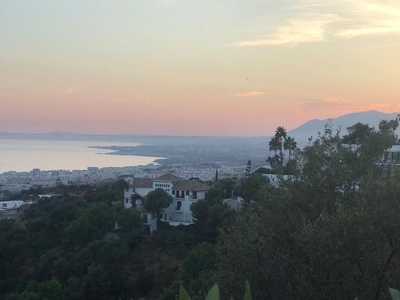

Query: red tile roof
left=131, top=178, right=153, bottom=188
left=153, top=173, right=181, bottom=182
left=173, top=180, right=210, bottom=191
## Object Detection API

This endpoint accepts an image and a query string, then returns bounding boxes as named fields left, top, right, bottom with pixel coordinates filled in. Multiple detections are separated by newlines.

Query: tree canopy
left=144, top=188, right=173, bottom=217
left=214, top=119, right=400, bottom=300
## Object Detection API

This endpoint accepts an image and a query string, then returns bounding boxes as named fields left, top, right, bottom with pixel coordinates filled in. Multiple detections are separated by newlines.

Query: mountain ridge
left=288, top=110, right=400, bottom=145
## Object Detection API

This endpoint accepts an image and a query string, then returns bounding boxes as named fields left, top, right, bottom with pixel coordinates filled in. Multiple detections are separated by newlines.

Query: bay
left=0, top=139, right=161, bottom=173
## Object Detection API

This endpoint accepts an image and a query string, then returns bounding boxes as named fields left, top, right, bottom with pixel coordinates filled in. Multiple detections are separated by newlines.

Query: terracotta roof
left=173, top=180, right=211, bottom=191
left=153, top=173, right=181, bottom=182
left=132, top=178, right=153, bottom=188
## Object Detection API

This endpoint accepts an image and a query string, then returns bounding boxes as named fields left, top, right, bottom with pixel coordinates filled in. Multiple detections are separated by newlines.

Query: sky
left=1, top=0, right=400, bottom=136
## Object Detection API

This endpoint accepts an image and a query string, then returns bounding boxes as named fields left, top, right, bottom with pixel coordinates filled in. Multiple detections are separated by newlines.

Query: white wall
left=142, top=213, right=157, bottom=234
left=123, top=187, right=134, bottom=208
left=0, top=200, right=24, bottom=210
left=136, top=187, right=153, bottom=197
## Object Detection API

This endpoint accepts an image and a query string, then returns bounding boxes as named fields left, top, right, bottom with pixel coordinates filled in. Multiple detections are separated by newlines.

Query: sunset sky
left=1, top=0, right=400, bottom=136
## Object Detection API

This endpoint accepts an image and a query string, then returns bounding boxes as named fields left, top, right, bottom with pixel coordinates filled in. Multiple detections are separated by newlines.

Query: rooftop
left=173, top=179, right=210, bottom=191
left=131, top=178, right=153, bottom=188
left=346, top=122, right=365, bottom=130
left=153, top=173, right=181, bottom=182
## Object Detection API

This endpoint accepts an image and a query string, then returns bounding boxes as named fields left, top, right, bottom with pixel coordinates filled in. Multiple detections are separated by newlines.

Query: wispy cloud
left=232, top=0, right=400, bottom=47
left=62, top=87, right=76, bottom=95
left=302, top=97, right=393, bottom=112
left=335, top=2, right=400, bottom=38
left=113, top=97, right=126, bottom=103
left=234, top=14, right=339, bottom=46
left=231, top=92, right=266, bottom=97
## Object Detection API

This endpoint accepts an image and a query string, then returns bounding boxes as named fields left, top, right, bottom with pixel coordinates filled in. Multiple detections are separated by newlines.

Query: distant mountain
left=289, top=110, right=400, bottom=146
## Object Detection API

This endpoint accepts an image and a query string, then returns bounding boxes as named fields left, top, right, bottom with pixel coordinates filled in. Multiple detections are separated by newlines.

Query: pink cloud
left=302, top=98, right=392, bottom=112
left=62, top=87, right=76, bottom=95
left=231, top=92, right=265, bottom=97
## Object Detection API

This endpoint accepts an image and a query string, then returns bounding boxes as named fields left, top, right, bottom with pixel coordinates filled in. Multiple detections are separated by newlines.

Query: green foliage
left=180, top=285, right=192, bottom=300
left=268, top=126, right=298, bottom=171
left=205, top=284, right=219, bottom=300
left=144, top=188, right=173, bottom=216
left=240, top=173, right=270, bottom=203
left=243, top=280, right=252, bottom=300
left=178, top=282, right=251, bottom=300
left=191, top=201, right=236, bottom=243
left=390, top=288, right=400, bottom=300
left=65, top=203, right=114, bottom=246
left=83, top=263, right=111, bottom=300
left=0, top=186, right=149, bottom=300
left=215, top=119, right=400, bottom=300
left=342, top=123, right=374, bottom=144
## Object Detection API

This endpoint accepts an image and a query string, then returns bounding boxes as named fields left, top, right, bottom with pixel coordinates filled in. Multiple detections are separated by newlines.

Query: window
left=164, top=214, right=167, bottom=220
left=192, top=191, right=197, bottom=199
left=125, top=198, right=129, bottom=203
left=2, top=203, right=7, bottom=208
left=186, top=191, right=189, bottom=195
left=142, top=214, right=148, bottom=223
left=172, top=190, right=175, bottom=194
left=176, top=201, right=182, bottom=211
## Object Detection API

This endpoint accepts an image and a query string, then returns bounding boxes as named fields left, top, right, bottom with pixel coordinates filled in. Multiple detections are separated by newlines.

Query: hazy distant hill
left=289, top=110, right=400, bottom=146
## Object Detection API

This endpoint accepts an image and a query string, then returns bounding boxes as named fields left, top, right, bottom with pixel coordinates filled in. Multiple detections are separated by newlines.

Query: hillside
left=289, top=110, right=400, bottom=146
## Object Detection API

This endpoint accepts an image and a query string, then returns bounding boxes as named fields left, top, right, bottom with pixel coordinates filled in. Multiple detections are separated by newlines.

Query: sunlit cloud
left=231, top=92, right=266, bottom=97
left=234, top=14, right=339, bottom=46
left=232, top=0, right=400, bottom=47
left=336, top=2, right=400, bottom=38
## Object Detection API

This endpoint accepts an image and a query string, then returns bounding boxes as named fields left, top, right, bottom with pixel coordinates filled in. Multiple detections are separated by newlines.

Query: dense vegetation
left=1, top=117, right=400, bottom=299
left=0, top=180, right=236, bottom=300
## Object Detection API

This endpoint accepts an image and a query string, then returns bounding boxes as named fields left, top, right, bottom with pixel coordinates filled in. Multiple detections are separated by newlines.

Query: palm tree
left=276, top=126, right=287, bottom=139
left=269, top=136, right=280, bottom=155
left=284, top=136, right=297, bottom=161
left=274, top=126, right=287, bottom=164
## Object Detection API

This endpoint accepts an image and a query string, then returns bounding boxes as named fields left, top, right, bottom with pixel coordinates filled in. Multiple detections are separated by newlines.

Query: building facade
left=123, top=174, right=210, bottom=230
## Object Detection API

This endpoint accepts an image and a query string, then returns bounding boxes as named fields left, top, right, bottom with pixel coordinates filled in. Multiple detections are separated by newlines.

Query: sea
left=0, top=139, right=161, bottom=173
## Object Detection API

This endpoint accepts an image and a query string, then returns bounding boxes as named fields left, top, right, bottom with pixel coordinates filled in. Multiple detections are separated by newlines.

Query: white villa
left=0, top=200, right=25, bottom=211
left=123, top=173, right=211, bottom=232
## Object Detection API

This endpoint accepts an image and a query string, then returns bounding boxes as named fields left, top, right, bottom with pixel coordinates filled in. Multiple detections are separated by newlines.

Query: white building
left=0, top=200, right=25, bottom=211
left=123, top=173, right=211, bottom=230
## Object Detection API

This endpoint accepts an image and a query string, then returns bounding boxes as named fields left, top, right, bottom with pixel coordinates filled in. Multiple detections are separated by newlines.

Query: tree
left=268, top=127, right=289, bottom=169
left=245, top=160, right=252, bottom=178
left=144, top=188, right=173, bottom=224
left=214, top=119, right=400, bottom=300
left=342, top=123, right=373, bottom=144
left=241, top=173, right=270, bottom=203
left=268, top=136, right=280, bottom=156
left=283, top=135, right=297, bottom=161
left=66, top=203, right=114, bottom=246
left=275, top=126, right=287, bottom=161
left=83, top=263, right=111, bottom=300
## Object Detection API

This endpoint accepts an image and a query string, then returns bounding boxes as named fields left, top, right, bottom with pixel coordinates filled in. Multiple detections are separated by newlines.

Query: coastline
left=0, top=140, right=161, bottom=173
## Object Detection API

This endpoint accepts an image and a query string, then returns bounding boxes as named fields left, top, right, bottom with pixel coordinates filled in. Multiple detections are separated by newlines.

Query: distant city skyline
left=1, top=0, right=400, bottom=136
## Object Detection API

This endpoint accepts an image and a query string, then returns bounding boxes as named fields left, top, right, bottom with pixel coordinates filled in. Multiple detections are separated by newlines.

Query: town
left=1, top=120, right=400, bottom=300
